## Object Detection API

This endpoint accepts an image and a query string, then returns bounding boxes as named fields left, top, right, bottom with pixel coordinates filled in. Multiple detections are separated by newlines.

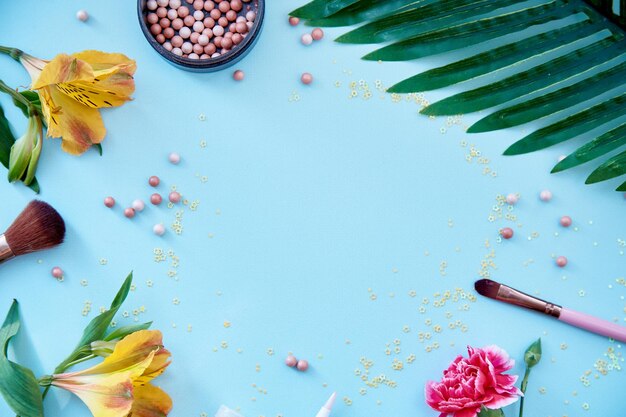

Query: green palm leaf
left=291, top=0, right=626, bottom=191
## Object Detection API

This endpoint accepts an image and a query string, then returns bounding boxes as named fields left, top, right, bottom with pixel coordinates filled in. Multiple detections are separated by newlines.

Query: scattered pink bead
left=132, top=199, right=146, bottom=212
left=104, top=196, right=115, bottom=208
left=556, top=256, right=568, bottom=267
left=499, top=227, right=514, bottom=239
left=559, top=215, right=572, bottom=227
left=539, top=190, right=552, bottom=202
left=311, top=28, right=324, bottom=41
left=169, top=152, right=181, bottom=164
left=296, top=359, right=309, bottom=372
left=76, top=9, right=89, bottom=22
left=301, top=72, right=313, bottom=85
left=301, top=33, right=313, bottom=46
left=169, top=191, right=182, bottom=203
left=124, top=207, right=136, bottom=218
left=153, top=224, right=166, bottom=236
left=285, top=355, right=297, bottom=367
left=289, top=16, right=300, bottom=26
left=233, top=69, right=245, bottom=81
left=151, top=193, right=163, bottom=205
left=51, top=267, right=63, bottom=279
left=505, top=193, right=518, bottom=205
left=149, top=175, right=160, bottom=187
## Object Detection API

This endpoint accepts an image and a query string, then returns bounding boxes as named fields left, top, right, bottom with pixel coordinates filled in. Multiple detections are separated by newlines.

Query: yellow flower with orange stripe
left=51, top=330, right=172, bottom=417
left=19, top=50, right=136, bottom=155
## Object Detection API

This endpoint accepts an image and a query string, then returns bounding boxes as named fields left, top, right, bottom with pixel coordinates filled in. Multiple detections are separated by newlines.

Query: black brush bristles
left=474, top=279, right=501, bottom=299
left=4, top=200, right=66, bottom=256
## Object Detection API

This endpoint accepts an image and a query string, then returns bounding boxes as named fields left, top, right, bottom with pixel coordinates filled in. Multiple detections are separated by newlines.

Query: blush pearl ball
left=169, top=191, right=182, bottom=203
left=153, top=224, right=166, bottom=236
left=132, top=199, right=146, bottom=212
left=296, top=359, right=309, bottom=372
left=124, top=207, right=136, bottom=218
left=499, top=227, right=514, bottom=239
left=311, top=28, right=324, bottom=40
left=556, top=256, right=568, bottom=267
left=289, top=16, right=300, bottom=26
left=285, top=355, right=297, bottom=367
left=151, top=193, right=163, bottom=205
left=104, top=196, right=115, bottom=208
left=149, top=175, right=160, bottom=187
left=76, top=10, right=89, bottom=22
left=539, top=190, right=553, bottom=202
left=233, top=70, right=245, bottom=81
left=169, top=152, right=181, bottom=164
left=560, top=216, right=572, bottom=227
left=505, top=193, right=518, bottom=205
left=301, top=33, right=313, bottom=46
left=301, top=72, right=313, bottom=85
left=51, top=267, right=64, bottom=279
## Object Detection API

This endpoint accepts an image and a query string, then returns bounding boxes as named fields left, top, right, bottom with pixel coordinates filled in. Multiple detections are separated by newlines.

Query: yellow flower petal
left=130, top=384, right=173, bottom=417
left=41, top=85, right=106, bottom=155
left=71, top=50, right=137, bottom=76
left=31, top=54, right=94, bottom=90
left=52, top=371, right=134, bottom=417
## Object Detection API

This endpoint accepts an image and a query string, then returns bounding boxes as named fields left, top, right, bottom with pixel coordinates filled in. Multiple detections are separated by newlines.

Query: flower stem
left=0, top=46, right=23, bottom=62
left=0, top=79, right=37, bottom=116
left=518, top=367, right=532, bottom=417
left=40, top=353, right=96, bottom=401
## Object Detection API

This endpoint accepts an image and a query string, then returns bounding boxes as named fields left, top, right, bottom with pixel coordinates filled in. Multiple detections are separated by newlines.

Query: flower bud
left=524, top=338, right=542, bottom=368
left=8, top=114, right=42, bottom=185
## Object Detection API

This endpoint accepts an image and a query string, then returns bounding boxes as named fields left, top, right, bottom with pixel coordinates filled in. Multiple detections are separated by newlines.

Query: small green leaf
left=56, top=273, right=134, bottom=371
left=478, top=406, right=505, bottom=417
left=290, top=0, right=360, bottom=19
left=0, top=300, right=44, bottom=417
left=616, top=181, right=626, bottom=191
left=94, top=143, right=103, bottom=156
left=104, top=321, right=152, bottom=342
left=586, top=149, right=626, bottom=184
left=12, top=91, right=42, bottom=118
left=524, top=338, right=542, bottom=368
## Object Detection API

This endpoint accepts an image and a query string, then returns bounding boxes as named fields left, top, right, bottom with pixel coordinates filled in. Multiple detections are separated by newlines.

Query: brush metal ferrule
left=0, top=234, right=15, bottom=264
left=497, top=284, right=562, bottom=318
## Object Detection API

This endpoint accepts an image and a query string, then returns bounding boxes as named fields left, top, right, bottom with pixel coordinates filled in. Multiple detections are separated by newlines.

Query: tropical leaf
left=291, top=0, right=626, bottom=191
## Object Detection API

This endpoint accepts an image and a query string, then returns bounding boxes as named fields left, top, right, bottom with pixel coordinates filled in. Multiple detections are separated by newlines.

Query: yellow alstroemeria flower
left=51, top=330, right=172, bottom=417
left=19, top=50, right=136, bottom=155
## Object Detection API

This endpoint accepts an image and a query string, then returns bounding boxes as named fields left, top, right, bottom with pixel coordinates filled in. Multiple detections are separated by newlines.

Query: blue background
left=0, top=1, right=625, bottom=417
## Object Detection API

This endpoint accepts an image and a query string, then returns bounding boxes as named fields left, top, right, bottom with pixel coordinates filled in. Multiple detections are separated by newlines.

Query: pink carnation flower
left=425, top=345, right=522, bottom=417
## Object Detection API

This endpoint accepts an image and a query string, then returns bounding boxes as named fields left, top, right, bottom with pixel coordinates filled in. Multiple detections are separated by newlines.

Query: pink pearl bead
left=132, top=199, right=146, bottom=212
left=151, top=193, right=163, bottom=205
left=556, top=256, right=568, bottom=267
left=233, top=70, right=245, bottom=81
left=76, top=9, right=89, bottom=22
left=124, top=207, right=136, bottom=218
left=539, top=190, right=552, bottom=202
left=149, top=176, right=160, bottom=187
left=296, top=359, right=309, bottom=371
left=311, top=28, right=324, bottom=41
left=285, top=355, right=297, bottom=367
left=104, top=196, right=115, bottom=208
left=169, top=191, right=182, bottom=203
left=289, top=16, right=300, bottom=26
left=301, top=72, right=313, bottom=85
left=153, top=224, right=166, bottom=236
left=499, top=227, right=514, bottom=239
left=301, top=33, right=313, bottom=46
left=169, top=152, right=181, bottom=164
left=51, top=267, right=63, bottom=279
left=559, top=216, right=572, bottom=227
left=505, top=193, right=518, bottom=205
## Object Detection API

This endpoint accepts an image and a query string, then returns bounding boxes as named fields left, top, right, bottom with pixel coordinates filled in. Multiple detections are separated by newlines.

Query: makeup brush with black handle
left=0, top=200, right=66, bottom=264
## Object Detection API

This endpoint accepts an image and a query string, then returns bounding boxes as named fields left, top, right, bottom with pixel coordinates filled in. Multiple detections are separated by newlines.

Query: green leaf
left=586, top=149, right=626, bottom=184
left=291, top=0, right=360, bottom=19
left=56, top=272, right=134, bottom=371
left=306, top=0, right=417, bottom=27
left=422, top=37, right=624, bottom=116
left=524, top=338, right=542, bottom=368
left=363, top=1, right=577, bottom=61
left=552, top=122, right=626, bottom=172
left=389, top=20, right=601, bottom=93
left=339, top=0, right=528, bottom=44
left=0, top=104, right=40, bottom=193
left=104, top=321, right=152, bottom=342
left=94, top=143, right=103, bottom=156
left=504, top=93, right=626, bottom=155
left=12, top=91, right=42, bottom=118
left=617, top=180, right=626, bottom=191
left=468, top=59, right=626, bottom=132
left=478, top=407, right=505, bottom=417
left=0, top=300, right=44, bottom=417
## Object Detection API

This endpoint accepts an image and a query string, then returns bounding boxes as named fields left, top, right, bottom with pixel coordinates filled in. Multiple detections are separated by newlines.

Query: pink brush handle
left=559, top=308, right=626, bottom=343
